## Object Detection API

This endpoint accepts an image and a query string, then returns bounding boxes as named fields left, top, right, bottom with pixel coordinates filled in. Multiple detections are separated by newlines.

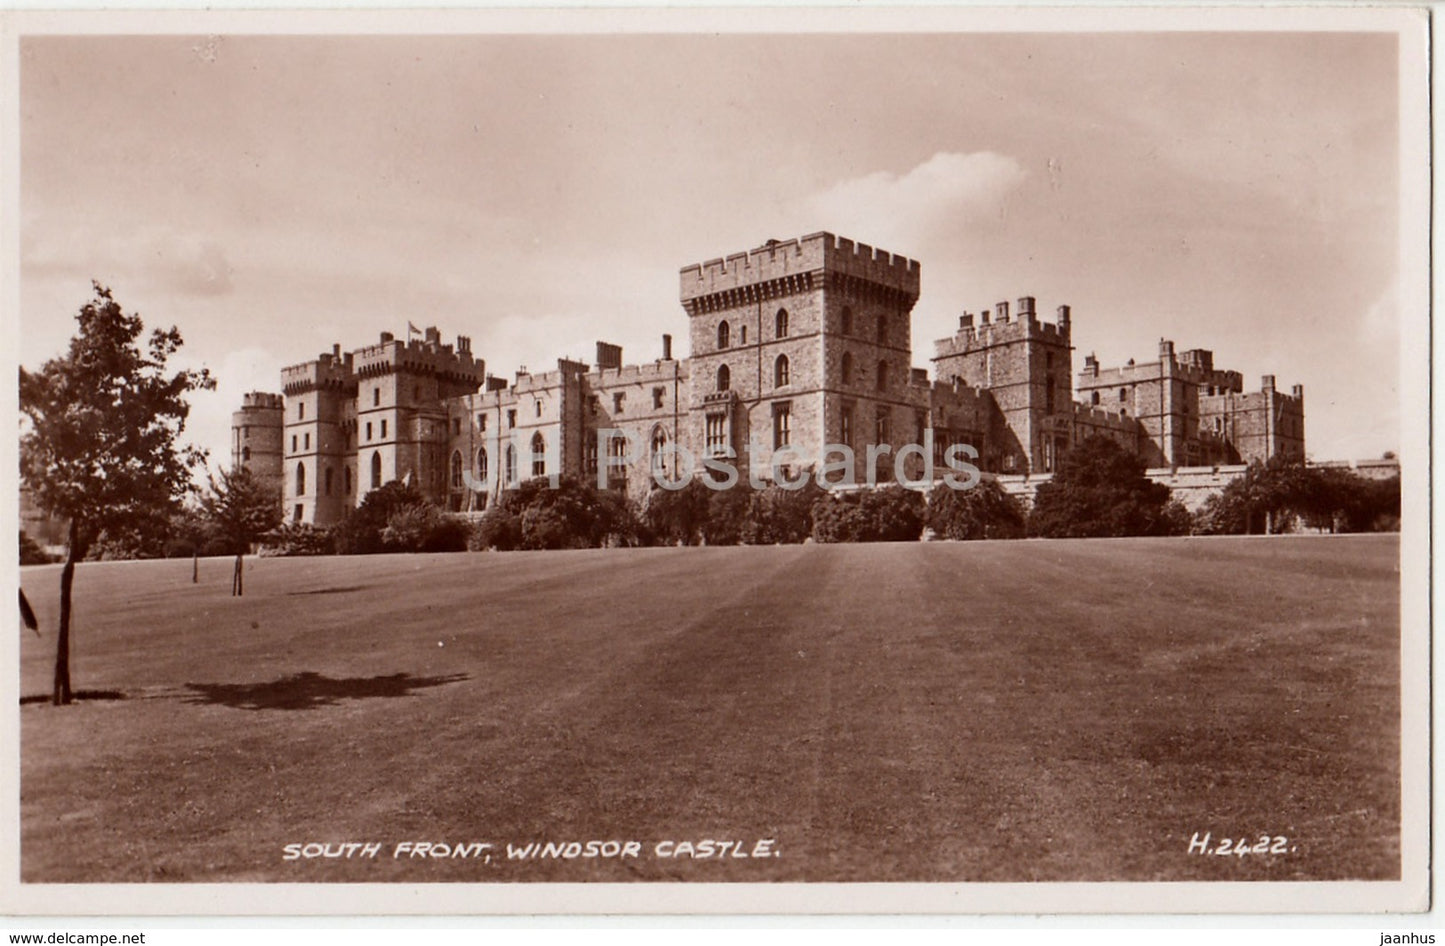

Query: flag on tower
left=407, top=321, right=421, bottom=337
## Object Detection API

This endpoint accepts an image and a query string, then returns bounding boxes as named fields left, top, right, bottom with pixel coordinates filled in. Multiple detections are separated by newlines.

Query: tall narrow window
left=841, top=306, right=853, bottom=335
left=651, top=426, right=671, bottom=480
left=740, top=325, right=747, bottom=345
left=705, top=415, right=727, bottom=455
left=841, top=404, right=854, bottom=445
left=531, top=432, right=546, bottom=477
left=296, top=462, right=306, bottom=496
left=717, top=321, right=730, bottom=349
left=773, top=403, right=792, bottom=449
left=505, top=444, right=517, bottom=483
left=298, top=402, right=305, bottom=419
left=242, top=446, right=251, bottom=461
left=775, top=308, right=789, bottom=338
left=841, top=352, right=854, bottom=384
left=370, top=452, right=382, bottom=489
left=477, top=448, right=489, bottom=484
left=877, top=360, right=889, bottom=391
left=775, top=354, right=790, bottom=387
left=451, top=450, right=464, bottom=489
left=324, top=466, right=333, bottom=496
left=717, top=364, right=731, bottom=392
left=344, top=466, right=352, bottom=494
left=875, top=408, right=891, bottom=444
left=380, top=419, right=388, bottom=438
left=877, top=314, right=887, bottom=344
left=373, top=388, right=380, bottom=407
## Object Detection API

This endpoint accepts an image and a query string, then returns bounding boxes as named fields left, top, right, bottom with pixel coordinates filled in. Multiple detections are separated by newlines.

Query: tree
left=810, top=485, right=925, bottom=543
left=645, top=478, right=712, bottom=546
left=926, top=477, right=1027, bottom=540
left=1028, top=435, right=1174, bottom=538
left=201, top=466, right=283, bottom=595
left=19, top=284, right=213, bottom=704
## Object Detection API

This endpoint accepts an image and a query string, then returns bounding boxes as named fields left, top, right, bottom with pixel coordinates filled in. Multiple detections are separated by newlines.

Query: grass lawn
left=18, top=535, right=1399, bottom=883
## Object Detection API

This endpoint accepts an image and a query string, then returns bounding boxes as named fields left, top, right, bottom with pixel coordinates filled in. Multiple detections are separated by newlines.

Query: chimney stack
left=662, top=334, right=673, bottom=361
left=1262, top=374, right=1276, bottom=391
left=1056, top=305, right=1071, bottom=332
left=995, top=300, right=1010, bottom=322
left=1017, top=296, right=1036, bottom=319
left=959, top=312, right=974, bottom=331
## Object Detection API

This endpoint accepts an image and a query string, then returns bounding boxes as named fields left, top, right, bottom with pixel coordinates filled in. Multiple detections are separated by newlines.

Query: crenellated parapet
left=680, top=232, right=920, bottom=315
left=240, top=391, right=285, bottom=411
left=281, top=350, right=355, bottom=396
left=351, top=328, right=486, bottom=387
left=933, top=298, right=1071, bottom=361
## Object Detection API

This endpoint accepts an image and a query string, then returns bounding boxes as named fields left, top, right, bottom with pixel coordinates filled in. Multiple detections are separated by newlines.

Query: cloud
left=800, top=151, right=1028, bottom=254
left=24, top=223, right=234, bottom=297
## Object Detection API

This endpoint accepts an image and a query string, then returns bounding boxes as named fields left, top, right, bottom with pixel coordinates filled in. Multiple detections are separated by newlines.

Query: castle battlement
left=239, top=391, right=284, bottom=410
left=281, top=351, right=354, bottom=395
left=589, top=359, right=688, bottom=387
left=933, top=298, right=1071, bottom=360
left=680, top=232, right=920, bottom=305
left=351, top=328, right=485, bottom=383
left=1071, top=403, right=1137, bottom=428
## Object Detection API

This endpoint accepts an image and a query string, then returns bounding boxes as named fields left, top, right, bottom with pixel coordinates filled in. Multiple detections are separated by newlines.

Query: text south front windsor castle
left=230, top=232, right=1306, bottom=525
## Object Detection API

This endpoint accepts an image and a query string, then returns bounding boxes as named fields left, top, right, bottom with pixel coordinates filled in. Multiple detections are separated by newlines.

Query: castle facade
left=232, top=232, right=1305, bottom=525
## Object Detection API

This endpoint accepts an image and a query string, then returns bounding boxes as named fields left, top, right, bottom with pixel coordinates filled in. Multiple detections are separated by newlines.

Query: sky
left=18, top=29, right=1406, bottom=467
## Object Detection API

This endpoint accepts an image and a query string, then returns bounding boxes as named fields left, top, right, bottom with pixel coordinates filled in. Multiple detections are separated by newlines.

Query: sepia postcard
left=1, top=4, right=1431, bottom=920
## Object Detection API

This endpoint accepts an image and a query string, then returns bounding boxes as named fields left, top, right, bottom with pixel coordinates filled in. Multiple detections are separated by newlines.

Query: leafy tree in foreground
left=201, top=466, right=283, bottom=595
left=1028, top=435, right=1177, bottom=538
left=926, top=477, right=1026, bottom=540
left=19, top=283, right=213, bottom=704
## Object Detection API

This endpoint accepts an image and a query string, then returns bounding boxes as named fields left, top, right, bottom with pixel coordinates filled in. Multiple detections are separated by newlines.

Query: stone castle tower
left=679, top=232, right=921, bottom=483
left=230, top=391, right=285, bottom=493
left=931, top=298, right=1074, bottom=474
left=278, top=328, right=486, bottom=526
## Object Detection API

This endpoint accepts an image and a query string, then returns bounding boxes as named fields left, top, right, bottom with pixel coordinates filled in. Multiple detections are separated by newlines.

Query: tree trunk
left=1265, top=509, right=1275, bottom=535
left=53, top=520, right=78, bottom=705
left=192, top=548, right=199, bottom=583
left=232, top=553, right=243, bottom=597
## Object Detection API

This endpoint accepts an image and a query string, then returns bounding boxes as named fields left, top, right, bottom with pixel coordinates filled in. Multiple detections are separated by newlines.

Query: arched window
left=296, top=462, right=306, bottom=496
left=241, top=446, right=251, bottom=461
left=651, top=425, right=671, bottom=480
left=775, top=308, right=789, bottom=338
left=775, top=354, right=790, bottom=387
left=370, top=452, right=382, bottom=489
left=841, top=306, right=853, bottom=335
left=717, top=321, right=730, bottom=349
left=450, top=450, right=463, bottom=489
left=1091, top=391, right=1100, bottom=406
left=877, top=314, right=887, bottom=344
left=505, top=444, right=517, bottom=483
left=531, top=432, right=546, bottom=477
left=841, top=352, right=853, bottom=384
left=877, top=360, right=888, bottom=391
left=477, top=447, right=489, bottom=485
left=717, top=364, right=731, bottom=392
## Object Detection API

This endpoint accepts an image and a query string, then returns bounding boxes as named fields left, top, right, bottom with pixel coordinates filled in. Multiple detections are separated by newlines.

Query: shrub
left=1028, top=436, right=1174, bottom=538
left=745, top=480, right=827, bottom=545
left=262, top=523, right=336, bottom=557
left=20, top=530, right=54, bottom=565
left=645, top=478, right=712, bottom=547
left=473, top=476, right=643, bottom=551
left=926, top=477, right=1026, bottom=540
left=811, top=485, right=925, bottom=543
left=332, top=480, right=429, bottom=554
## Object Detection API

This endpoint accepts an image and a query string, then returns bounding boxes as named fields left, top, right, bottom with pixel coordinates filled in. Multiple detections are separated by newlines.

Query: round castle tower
left=231, top=391, right=286, bottom=493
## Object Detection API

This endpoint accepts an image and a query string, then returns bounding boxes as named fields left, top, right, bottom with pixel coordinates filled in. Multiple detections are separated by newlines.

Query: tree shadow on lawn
left=183, top=671, right=468, bottom=711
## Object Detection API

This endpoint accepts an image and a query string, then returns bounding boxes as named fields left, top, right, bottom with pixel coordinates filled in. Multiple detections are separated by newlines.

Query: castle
left=232, top=232, right=1306, bottom=525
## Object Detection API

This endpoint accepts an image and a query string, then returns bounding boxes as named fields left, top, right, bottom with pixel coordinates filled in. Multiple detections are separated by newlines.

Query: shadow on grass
left=183, top=671, right=468, bottom=711
left=20, top=690, right=127, bottom=706
left=287, top=586, right=366, bottom=596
